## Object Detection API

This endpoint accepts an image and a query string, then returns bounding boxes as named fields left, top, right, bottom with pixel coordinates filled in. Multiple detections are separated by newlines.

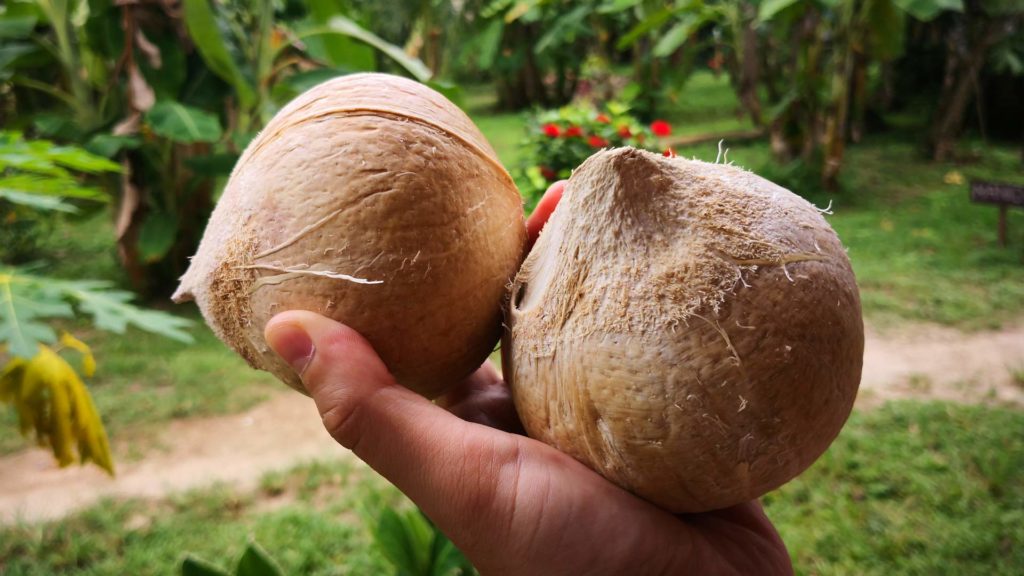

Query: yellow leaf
left=943, top=170, right=964, bottom=185
left=59, top=332, right=96, bottom=377
left=0, top=345, right=115, bottom=475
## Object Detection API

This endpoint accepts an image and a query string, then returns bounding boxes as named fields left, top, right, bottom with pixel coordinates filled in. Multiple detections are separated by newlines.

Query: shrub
left=518, top=102, right=673, bottom=210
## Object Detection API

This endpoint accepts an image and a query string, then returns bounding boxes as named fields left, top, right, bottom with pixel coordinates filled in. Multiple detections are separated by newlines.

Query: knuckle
left=319, top=386, right=387, bottom=453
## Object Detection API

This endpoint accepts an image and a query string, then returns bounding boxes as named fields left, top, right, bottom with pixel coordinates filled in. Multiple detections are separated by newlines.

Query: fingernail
left=266, top=322, right=315, bottom=375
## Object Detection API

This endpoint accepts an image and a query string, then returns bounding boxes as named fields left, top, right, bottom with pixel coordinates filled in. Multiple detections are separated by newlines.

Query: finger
left=263, top=311, right=523, bottom=539
left=526, top=180, right=565, bottom=249
left=435, top=362, right=524, bottom=433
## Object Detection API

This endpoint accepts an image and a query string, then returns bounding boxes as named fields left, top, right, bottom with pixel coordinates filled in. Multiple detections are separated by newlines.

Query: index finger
left=526, top=180, right=565, bottom=250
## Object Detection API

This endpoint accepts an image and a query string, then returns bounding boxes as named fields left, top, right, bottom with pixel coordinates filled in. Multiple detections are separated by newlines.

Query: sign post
left=969, top=180, right=1024, bottom=247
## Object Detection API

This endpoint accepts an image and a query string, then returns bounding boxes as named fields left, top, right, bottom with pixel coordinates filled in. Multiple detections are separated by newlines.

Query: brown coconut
left=504, top=148, right=863, bottom=513
left=173, top=73, right=526, bottom=398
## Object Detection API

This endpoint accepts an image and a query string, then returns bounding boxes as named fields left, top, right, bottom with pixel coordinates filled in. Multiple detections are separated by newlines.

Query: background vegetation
left=1, top=0, right=1022, bottom=574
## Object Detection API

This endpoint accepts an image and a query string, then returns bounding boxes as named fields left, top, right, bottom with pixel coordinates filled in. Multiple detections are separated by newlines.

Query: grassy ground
left=764, top=401, right=1023, bottom=575
left=0, top=459, right=403, bottom=575
left=1, top=400, right=1020, bottom=575
left=660, top=71, right=756, bottom=137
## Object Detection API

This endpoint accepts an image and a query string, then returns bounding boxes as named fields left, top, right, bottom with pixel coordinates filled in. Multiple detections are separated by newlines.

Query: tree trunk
left=821, top=36, right=855, bottom=190
left=736, top=3, right=763, bottom=126
left=849, top=52, right=868, bottom=143
left=929, top=17, right=1014, bottom=161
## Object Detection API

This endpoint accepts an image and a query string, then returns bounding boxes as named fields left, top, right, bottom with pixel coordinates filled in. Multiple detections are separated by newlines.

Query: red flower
left=651, top=120, right=672, bottom=136
left=588, top=135, right=609, bottom=148
left=595, top=113, right=611, bottom=124
left=565, top=125, right=583, bottom=138
left=617, top=125, right=631, bottom=138
left=542, top=123, right=561, bottom=138
left=539, top=165, right=557, bottom=180
left=663, top=147, right=677, bottom=158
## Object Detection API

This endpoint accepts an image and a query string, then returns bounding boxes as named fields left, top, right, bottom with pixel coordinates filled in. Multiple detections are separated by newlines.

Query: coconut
left=503, top=148, right=863, bottom=513
left=173, top=73, right=526, bottom=398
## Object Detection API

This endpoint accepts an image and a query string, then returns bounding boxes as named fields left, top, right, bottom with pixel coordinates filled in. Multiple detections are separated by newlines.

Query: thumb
left=263, top=311, right=523, bottom=541
left=263, top=310, right=435, bottom=454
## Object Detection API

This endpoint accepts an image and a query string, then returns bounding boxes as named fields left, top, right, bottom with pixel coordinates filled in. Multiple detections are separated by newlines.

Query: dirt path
left=858, top=322, right=1024, bottom=407
left=1, top=321, right=1021, bottom=525
left=0, top=392, right=351, bottom=524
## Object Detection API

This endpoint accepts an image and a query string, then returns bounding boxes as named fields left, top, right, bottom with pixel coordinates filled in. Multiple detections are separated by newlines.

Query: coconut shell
left=174, top=73, right=526, bottom=398
left=504, top=148, right=863, bottom=513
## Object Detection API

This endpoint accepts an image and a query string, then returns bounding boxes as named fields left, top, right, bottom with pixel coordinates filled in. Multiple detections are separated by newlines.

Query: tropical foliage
left=0, top=132, right=192, bottom=473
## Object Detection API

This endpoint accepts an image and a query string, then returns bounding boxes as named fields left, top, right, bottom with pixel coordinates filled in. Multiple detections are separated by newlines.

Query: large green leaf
left=182, top=0, right=255, bottom=107
left=653, top=15, right=699, bottom=57
left=137, top=212, right=178, bottom=263
left=598, top=0, right=643, bottom=14
left=145, top=101, right=223, bottom=144
left=0, top=189, right=77, bottom=212
left=236, top=541, right=284, bottom=576
left=0, top=268, right=195, bottom=352
left=375, top=508, right=435, bottom=576
left=0, top=15, right=36, bottom=39
left=65, top=280, right=193, bottom=343
left=535, top=5, right=590, bottom=54
left=617, top=6, right=673, bottom=50
left=303, top=0, right=376, bottom=70
left=758, top=0, right=804, bottom=22
left=324, top=16, right=432, bottom=82
left=867, top=0, right=907, bottom=60
left=893, top=0, right=963, bottom=20
left=85, top=134, right=141, bottom=158
left=476, top=18, right=504, bottom=70
left=0, top=271, right=71, bottom=358
left=0, top=43, right=35, bottom=72
left=181, top=556, right=231, bottom=576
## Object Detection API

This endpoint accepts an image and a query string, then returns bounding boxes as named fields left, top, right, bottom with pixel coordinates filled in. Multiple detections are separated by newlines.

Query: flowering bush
left=519, top=102, right=673, bottom=210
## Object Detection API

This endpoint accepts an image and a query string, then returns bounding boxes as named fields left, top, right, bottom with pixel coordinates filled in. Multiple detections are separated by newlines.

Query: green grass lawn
left=660, top=71, right=757, bottom=137
left=2, top=400, right=1020, bottom=575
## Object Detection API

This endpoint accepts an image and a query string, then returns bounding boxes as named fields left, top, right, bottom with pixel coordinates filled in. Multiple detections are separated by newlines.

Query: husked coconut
left=503, top=147, right=863, bottom=513
left=174, top=73, right=526, bottom=398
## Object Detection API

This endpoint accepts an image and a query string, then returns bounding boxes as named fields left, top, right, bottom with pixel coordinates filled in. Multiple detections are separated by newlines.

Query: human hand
left=264, top=181, right=793, bottom=575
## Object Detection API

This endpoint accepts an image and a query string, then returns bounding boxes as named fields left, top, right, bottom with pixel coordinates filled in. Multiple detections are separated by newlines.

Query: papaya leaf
left=145, top=101, right=223, bottom=144
left=0, top=267, right=193, bottom=359
left=0, top=189, right=77, bottom=212
left=0, top=271, right=71, bottom=359
left=0, top=344, right=114, bottom=475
